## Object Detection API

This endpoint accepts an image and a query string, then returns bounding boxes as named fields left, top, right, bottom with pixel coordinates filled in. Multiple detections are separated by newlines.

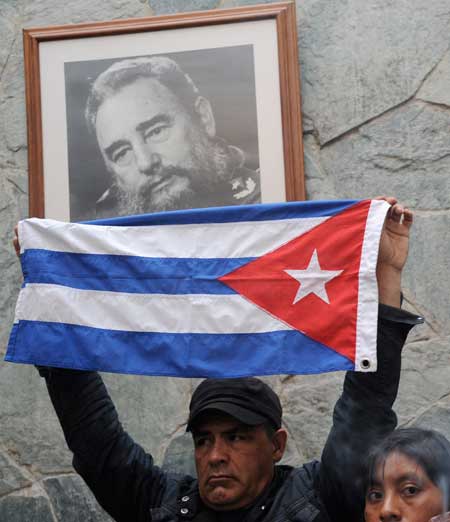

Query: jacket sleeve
left=318, top=305, right=423, bottom=522
left=39, top=368, right=168, bottom=522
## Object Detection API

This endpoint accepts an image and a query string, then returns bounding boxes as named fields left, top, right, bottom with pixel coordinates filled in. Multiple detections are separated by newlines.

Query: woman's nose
left=379, top=493, right=402, bottom=522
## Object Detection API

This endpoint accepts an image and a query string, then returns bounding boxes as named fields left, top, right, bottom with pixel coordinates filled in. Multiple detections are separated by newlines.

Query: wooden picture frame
left=23, top=1, right=305, bottom=221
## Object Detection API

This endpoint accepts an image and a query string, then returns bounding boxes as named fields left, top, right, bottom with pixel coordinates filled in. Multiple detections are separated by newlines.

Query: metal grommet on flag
left=360, top=359, right=371, bottom=370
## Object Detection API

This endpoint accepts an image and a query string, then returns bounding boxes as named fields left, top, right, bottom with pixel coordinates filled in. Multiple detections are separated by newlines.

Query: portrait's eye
left=111, top=146, right=132, bottom=166
left=145, top=124, right=170, bottom=143
left=366, top=489, right=383, bottom=503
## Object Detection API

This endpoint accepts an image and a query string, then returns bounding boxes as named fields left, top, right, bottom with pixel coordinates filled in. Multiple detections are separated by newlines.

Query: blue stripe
left=84, top=200, right=360, bottom=227
left=6, top=321, right=354, bottom=377
left=22, top=250, right=250, bottom=294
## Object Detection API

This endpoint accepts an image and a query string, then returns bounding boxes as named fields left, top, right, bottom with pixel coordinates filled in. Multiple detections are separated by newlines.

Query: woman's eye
left=367, top=490, right=383, bottom=502
left=403, top=485, right=419, bottom=496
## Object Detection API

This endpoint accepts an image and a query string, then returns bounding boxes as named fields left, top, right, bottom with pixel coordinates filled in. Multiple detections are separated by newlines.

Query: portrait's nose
left=379, top=494, right=401, bottom=522
left=135, top=141, right=161, bottom=175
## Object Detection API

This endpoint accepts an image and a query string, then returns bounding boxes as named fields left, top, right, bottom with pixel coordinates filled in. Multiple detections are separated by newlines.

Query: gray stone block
left=408, top=396, right=450, bottom=442
left=400, top=296, right=434, bottom=344
left=23, top=1, right=148, bottom=27
left=43, top=475, right=113, bottom=521
left=0, top=362, right=74, bottom=474
left=319, top=100, right=450, bottom=209
left=0, top=495, right=54, bottom=522
left=150, top=0, right=219, bottom=15
left=417, top=51, right=450, bottom=107
left=0, top=451, right=31, bottom=497
left=396, top=337, right=450, bottom=426
left=0, top=37, right=27, bottom=162
left=103, top=374, right=192, bottom=465
left=221, top=0, right=275, bottom=6
left=280, top=372, right=343, bottom=461
left=402, top=213, right=450, bottom=335
left=303, top=134, right=337, bottom=200
left=0, top=3, right=19, bottom=77
left=162, top=432, right=197, bottom=477
left=297, top=0, right=450, bottom=144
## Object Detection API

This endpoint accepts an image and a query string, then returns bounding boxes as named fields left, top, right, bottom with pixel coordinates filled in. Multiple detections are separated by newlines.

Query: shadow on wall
left=162, top=432, right=197, bottom=477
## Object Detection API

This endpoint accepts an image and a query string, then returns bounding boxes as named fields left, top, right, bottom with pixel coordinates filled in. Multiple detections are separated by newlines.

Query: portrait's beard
left=115, top=135, right=239, bottom=215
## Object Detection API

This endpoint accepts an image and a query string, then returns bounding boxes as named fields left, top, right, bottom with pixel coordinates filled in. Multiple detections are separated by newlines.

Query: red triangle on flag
left=219, top=200, right=373, bottom=362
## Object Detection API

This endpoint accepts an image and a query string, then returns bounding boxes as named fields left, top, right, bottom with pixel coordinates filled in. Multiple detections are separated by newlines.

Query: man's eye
left=228, top=433, right=246, bottom=442
left=194, top=437, right=208, bottom=448
left=366, top=490, right=383, bottom=502
left=145, top=125, right=170, bottom=143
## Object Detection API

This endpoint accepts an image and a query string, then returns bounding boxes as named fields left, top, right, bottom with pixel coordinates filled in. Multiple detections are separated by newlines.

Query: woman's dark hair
left=365, top=428, right=450, bottom=509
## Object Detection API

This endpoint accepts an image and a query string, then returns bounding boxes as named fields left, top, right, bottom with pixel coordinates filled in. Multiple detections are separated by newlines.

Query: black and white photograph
left=24, top=3, right=304, bottom=221
left=65, top=47, right=261, bottom=221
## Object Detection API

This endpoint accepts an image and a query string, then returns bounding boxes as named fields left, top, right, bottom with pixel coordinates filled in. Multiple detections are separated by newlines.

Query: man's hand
left=376, top=196, right=413, bottom=307
left=13, top=225, right=20, bottom=258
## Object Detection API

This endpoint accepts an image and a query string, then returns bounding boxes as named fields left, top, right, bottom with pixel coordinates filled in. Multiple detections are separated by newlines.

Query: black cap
left=186, top=377, right=282, bottom=432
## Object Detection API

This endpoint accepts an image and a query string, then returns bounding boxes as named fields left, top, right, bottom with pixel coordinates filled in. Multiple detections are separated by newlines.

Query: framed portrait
left=23, top=1, right=305, bottom=221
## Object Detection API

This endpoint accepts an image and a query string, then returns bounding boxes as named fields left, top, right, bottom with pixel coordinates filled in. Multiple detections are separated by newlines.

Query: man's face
left=192, top=413, right=285, bottom=511
left=95, top=77, right=222, bottom=214
left=365, top=452, right=444, bottom=522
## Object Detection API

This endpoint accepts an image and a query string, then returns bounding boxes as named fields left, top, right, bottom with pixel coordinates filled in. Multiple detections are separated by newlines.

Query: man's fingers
left=402, top=208, right=413, bottom=227
left=375, top=195, right=398, bottom=206
left=13, top=225, right=20, bottom=258
left=387, top=203, right=404, bottom=222
left=384, top=201, right=413, bottom=227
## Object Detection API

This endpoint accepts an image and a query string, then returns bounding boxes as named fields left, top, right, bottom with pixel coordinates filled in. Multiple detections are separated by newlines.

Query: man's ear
left=272, top=428, right=288, bottom=463
left=194, top=96, right=216, bottom=137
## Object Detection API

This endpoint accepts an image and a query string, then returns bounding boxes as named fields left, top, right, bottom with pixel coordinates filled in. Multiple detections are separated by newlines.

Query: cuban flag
left=6, top=199, right=389, bottom=377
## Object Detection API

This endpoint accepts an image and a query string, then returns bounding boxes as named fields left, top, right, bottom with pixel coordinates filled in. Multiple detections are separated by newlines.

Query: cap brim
left=187, top=401, right=267, bottom=431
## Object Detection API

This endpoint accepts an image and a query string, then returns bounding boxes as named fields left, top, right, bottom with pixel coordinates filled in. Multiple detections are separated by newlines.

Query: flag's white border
left=354, top=200, right=390, bottom=372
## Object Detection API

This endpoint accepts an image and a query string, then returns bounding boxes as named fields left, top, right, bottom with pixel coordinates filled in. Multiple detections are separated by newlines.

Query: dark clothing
left=39, top=305, right=420, bottom=522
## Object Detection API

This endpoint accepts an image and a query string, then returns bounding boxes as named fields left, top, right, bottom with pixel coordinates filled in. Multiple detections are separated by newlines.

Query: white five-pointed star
left=284, top=249, right=343, bottom=304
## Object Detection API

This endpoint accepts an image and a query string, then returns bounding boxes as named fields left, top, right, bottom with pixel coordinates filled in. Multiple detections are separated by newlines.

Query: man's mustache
left=141, top=165, right=197, bottom=189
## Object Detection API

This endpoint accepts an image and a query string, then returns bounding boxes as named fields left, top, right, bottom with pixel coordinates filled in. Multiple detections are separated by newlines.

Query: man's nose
left=379, top=494, right=401, bottom=522
left=134, top=141, right=161, bottom=175
left=208, top=439, right=229, bottom=466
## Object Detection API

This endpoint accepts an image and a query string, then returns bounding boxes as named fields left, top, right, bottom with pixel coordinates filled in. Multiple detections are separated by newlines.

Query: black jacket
left=40, top=305, right=420, bottom=522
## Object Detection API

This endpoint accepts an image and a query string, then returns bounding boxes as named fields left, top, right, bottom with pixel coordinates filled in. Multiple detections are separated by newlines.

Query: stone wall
left=1, top=0, right=449, bottom=519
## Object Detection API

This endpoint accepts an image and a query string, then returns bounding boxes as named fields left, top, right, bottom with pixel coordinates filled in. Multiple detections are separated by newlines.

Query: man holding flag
left=10, top=197, right=421, bottom=522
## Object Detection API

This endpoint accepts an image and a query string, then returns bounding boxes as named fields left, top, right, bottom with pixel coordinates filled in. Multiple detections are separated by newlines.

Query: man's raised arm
left=39, top=368, right=170, bottom=521
left=319, top=197, right=422, bottom=521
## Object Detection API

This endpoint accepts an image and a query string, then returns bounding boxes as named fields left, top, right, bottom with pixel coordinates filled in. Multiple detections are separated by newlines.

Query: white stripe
left=19, top=216, right=328, bottom=259
left=354, top=199, right=390, bottom=371
left=16, top=283, right=293, bottom=334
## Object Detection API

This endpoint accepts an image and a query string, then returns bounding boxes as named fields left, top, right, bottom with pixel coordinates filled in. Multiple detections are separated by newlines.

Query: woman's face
left=365, top=451, right=444, bottom=522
